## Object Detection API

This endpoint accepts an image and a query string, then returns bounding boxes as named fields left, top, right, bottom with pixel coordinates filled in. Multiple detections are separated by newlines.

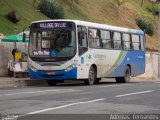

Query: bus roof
left=31, top=19, right=144, bottom=35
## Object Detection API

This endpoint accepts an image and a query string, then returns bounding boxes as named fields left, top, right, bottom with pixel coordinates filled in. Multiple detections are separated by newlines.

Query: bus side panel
left=77, top=65, right=90, bottom=79
left=129, top=51, right=145, bottom=76
left=76, top=49, right=122, bottom=79
left=76, top=51, right=92, bottom=79
left=105, top=50, right=145, bottom=77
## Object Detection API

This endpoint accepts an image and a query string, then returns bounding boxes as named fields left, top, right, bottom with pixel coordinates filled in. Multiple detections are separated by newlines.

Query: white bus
left=27, top=20, right=145, bottom=85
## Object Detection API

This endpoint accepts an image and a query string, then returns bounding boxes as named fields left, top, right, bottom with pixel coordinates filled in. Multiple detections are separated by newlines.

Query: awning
left=1, top=35, right=29, bottom=42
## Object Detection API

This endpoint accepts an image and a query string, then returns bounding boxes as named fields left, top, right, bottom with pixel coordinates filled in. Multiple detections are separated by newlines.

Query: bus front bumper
left=28, top=68, right=77, bottom=80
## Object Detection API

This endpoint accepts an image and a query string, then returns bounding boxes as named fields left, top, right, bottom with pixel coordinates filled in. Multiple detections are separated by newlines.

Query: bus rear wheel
left=116, top=66, right=131, bottom=83
left=84, top=66, right=96, bottom=85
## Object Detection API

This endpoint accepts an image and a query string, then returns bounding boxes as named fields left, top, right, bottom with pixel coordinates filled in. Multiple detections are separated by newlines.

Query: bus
left=27, top=19, right=145, bottom=85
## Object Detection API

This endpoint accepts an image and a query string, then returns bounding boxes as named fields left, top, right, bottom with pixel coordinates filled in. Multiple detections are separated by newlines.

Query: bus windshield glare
left=29, top=22, right=76, bottom=62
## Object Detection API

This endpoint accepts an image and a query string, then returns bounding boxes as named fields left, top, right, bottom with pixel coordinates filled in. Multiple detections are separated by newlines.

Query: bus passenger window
left=132, top=35, right=140, bottom=50
left=89, top=28, right=101, bottom=48
left=101, top=30, right=111, bottom=49
left=123, top=33, right=130, bottom=50
left=113, top=32, right=122, bottom=49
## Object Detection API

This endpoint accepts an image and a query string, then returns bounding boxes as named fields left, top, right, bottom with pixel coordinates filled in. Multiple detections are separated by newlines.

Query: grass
left=0, top=0, right=159, bottom=50
left=56, top=0, right=159, bottom=51
left=0, top=0, right=48, bottom=35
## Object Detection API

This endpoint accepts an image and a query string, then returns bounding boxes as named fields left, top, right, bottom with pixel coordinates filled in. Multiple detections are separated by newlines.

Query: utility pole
left=141, top=0, right=144, bottom=7
left=158, top=10, right=160, bottom=78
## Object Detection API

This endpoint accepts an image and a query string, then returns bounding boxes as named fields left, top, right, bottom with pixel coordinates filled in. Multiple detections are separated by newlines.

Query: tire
left=95, top=78, right=101, bottom=84
left=8, top=68, right=13, bottom=77
left=47, top=80, right=57, bottom=86
left=115, top=66, right=131, bottom=83
left=115, top=77, right=122, bottom=83
left=84, top=66, right=96, bottom=85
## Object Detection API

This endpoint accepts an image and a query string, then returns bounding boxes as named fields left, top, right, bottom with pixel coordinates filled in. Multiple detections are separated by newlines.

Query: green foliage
left=33, top=0, right=41, bottom=8
left=114, top=0, right=128, bottom=6
left=136, top=18, right=154, bottom=36
left=38, top=0, right=64, bottom=19
left=75, top=0, right=80, bottom=4
left=145, top=3, right=160, bottom=16
left=0, top=0, right=48, bottom=35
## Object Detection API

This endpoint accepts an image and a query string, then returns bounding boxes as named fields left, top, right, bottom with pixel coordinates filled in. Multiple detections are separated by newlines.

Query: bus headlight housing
left=65, top=63, right=77, bottom=72
left=29, top=65, right=37, bottom=72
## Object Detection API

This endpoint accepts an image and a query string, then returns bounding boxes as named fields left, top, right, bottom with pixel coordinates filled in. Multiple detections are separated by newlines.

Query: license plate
left=47, top=72, right=55, bottom=75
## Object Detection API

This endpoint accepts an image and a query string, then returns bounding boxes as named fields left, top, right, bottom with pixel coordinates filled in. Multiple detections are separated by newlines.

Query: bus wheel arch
left=127, top=64, right=131, bottom=76
left=122, top=65, right=131, bottom=83
left=84, top=64, right=97, bottom=85
left=116, top=65, right=131, bottom=83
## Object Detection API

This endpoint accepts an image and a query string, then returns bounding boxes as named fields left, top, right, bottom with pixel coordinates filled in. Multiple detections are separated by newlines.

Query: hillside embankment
left=134, top=52, right=159, bottom=80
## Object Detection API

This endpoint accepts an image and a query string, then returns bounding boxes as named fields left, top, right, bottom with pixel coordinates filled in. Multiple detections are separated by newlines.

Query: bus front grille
left=40, top=74, right=64, bottom=78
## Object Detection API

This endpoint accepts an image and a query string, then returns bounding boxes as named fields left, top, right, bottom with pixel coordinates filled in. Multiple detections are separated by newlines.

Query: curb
left=0, top=77, right=48, bottom=88
left=0, top=77, right=159, bottom=88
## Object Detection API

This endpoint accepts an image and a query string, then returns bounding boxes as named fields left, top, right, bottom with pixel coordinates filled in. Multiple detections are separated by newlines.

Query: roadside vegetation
left=136, top=18, right=154, bottom=36
left=38, top=0, right=64, bottom=19
left=0, top=0, right=48, bottom=35
left=0, top=0, right=160, bottom=51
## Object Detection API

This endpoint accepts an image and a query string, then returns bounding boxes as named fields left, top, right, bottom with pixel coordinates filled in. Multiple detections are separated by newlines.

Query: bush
left=38, top=0, right=64, bottom=19
left=136, top=18, right=154, bottom=36
left=7, top=10, right=20, bottom=23
left=145, top=4, right=160, bottom=16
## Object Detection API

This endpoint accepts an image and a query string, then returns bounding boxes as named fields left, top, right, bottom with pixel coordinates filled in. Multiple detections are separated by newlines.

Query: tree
left=114, top=0, right=128, bottom=7
left=141, top=0, right=160, bottom=7
left=33, top=0, right=40, bottom=8
left=75, top=0, right=80, bottom=4
left=70, top=0, right=80, bottom=10
left=113, top=0, right=128, bottom=16
left=38, top=0, right=64, bottom=19
left=136, top=18, right=154, bottom=36
left=149, top=0, right=160, bottom=3
left=71, top=0, right=74, bottom=9
left=145, top=3, right=160, bottom=20
left=141, top=0, right=144, bottom=7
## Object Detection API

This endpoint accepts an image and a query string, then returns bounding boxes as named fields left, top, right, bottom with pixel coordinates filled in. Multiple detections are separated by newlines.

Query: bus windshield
left=29, top=22, right=76, bottom=62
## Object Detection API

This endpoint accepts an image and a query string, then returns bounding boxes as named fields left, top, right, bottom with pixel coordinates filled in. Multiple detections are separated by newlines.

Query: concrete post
left=158, top=10, right=160, bottom=78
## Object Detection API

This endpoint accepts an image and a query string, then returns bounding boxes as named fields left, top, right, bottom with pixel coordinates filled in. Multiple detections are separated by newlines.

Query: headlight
left=65, top=63, right=77, bottom=72
left=29, top=65, right=37, bottom=72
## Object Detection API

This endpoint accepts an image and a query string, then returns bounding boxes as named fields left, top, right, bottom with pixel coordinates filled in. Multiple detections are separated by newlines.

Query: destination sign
left=33, top=50, right=50, bottom=56
left=39, top=22, right=67, bottom=29
left=30, top=21, right=75, bottom=30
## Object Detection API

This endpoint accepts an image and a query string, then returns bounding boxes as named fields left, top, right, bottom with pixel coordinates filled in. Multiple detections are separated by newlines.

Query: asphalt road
left=0, top=79, right=160, bottom=120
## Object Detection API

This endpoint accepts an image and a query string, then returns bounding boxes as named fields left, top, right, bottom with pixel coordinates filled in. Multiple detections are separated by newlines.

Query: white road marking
left=154, top=82, right=160, bottom=84
left=0, top=89, right=75, bottom=97
left=99, top=84, right=134, bottom=88
left=25, top=98, right=106, bottom=115
left=115, top=90, right=154, bottom=98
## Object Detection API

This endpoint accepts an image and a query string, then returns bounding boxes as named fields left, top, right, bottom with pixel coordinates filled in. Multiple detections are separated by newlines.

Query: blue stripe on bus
left=107, top=51, right=145, bottom=77
left=29, top=67, right=77, bottom=80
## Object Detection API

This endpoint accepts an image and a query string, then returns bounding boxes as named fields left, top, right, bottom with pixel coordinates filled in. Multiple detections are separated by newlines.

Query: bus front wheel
left=84, top=66, right=96, bottom=85
left=116, top=66, right=131, bottom=83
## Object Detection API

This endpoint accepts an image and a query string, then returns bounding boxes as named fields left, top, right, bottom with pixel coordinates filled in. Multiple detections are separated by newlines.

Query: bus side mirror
left=23, top=33, right=26, bottom=42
